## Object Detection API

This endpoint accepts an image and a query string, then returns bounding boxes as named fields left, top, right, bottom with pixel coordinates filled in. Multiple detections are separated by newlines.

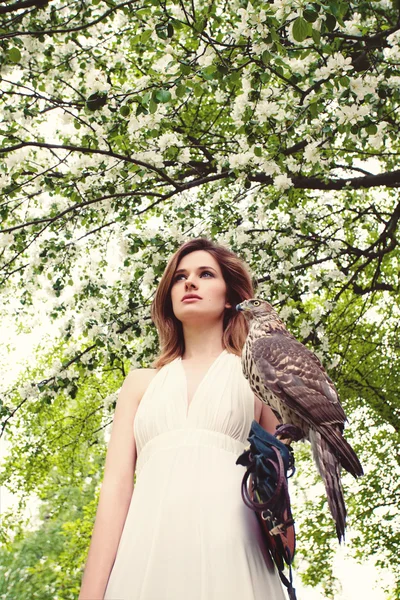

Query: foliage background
left=0, top=0, right=399, bottom=598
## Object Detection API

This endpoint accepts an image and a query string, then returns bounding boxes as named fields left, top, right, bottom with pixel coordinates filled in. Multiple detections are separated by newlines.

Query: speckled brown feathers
left=237, top=298, right=363, bottom=541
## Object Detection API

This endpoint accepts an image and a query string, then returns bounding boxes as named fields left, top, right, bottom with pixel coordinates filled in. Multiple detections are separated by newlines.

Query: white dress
left=104, top=350, right=286, bottom=600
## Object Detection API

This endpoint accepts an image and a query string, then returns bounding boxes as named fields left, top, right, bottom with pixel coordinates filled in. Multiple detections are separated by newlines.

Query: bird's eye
left=252, top=300, right=261, bottom=307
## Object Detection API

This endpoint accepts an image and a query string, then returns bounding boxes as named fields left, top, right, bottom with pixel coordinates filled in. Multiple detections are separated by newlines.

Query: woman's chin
left=175, top=307, right=225, bottom=325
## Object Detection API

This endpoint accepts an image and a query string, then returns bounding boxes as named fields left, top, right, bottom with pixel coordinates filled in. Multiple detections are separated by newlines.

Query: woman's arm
left=78, top=368, right=155, bottom=600
left=255, top=396, right=280, bottom=435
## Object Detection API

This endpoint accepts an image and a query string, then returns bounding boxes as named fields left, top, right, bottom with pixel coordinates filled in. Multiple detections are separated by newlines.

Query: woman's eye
left=174, top=271, right=213, bottom=282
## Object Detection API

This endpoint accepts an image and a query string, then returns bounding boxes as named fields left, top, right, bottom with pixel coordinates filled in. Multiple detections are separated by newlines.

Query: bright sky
left=0, top=317, right=394, bottom=599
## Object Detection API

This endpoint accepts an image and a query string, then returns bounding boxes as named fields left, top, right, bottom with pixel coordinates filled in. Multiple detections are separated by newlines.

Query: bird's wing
left=252, top=334, right=347, bottom=429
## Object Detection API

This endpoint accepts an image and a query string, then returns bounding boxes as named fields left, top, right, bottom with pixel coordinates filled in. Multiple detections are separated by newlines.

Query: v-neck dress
left=104, top=350, right=286, bottom=600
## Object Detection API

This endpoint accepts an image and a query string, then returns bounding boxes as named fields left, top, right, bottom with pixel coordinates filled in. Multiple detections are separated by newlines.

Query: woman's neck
left=181, top=321, right=225, bottom=361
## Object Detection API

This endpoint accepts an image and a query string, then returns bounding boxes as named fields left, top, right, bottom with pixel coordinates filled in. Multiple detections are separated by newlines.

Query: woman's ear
left=225, top=302, right=232, bottom=309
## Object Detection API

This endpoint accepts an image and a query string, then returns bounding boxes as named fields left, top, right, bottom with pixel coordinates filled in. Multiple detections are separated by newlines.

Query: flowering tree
left=0, top=0, right=399, bottom=597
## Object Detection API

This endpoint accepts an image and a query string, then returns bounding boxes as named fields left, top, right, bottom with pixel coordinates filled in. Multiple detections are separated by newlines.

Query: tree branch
left=250, top=170, right=400, bottom=190
left=0, top=0, right=138, bottom=37
left=0, top=190, right=163, bottom=234
left=0, top=0, right=51, bottom=16
left=0, top=141, right=180, bottom=189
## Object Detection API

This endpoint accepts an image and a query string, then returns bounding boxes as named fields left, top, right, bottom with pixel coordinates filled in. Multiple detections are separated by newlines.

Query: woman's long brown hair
left=151, top=238, right=254, bottom=368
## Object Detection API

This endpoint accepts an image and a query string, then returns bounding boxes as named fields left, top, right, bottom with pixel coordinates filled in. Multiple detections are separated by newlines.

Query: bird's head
left=236, top=299, right=280, bottom=323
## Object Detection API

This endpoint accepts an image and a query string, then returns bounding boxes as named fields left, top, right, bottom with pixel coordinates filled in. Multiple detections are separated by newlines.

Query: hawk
left=237, top=298, right=363, bottom=541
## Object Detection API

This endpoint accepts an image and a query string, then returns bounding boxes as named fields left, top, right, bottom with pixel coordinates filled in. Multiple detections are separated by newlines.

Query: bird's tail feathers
left=310, top=430, right=346, bottom=542
left=320, top=426, right=363, bottom=478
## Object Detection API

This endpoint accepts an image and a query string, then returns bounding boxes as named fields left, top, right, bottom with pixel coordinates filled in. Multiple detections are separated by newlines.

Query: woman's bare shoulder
left=123, top=367, right=158, bottom=400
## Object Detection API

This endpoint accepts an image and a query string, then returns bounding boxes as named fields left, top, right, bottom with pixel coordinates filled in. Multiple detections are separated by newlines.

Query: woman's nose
left=185, top=277, right=197, bottom=290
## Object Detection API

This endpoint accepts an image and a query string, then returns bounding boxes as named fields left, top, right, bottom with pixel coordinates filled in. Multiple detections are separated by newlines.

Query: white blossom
left=260, top=160, right=280, bottom=176
left=279, top=305, right=296, bottom=320
left=304, top=141, right=320, bottom=164
left=18, top=382, right=37, bottom=400
left=329, top=355, right=341, bottom=369
left=152, top=53, right=176, bottom=73
left=179, top=147, right=191, bottom=163
left=234, top=8, right=252, bottom=39
left=255, top=100, right=279, bottom=123
left=273, top=173, right=293, bottom=191
left=272, top=0, right=296, bottom=20
left=228, top=152, right=254, bottom=168
left=158, top=132, right=180, bottom=151
left=341, top=12, right=363, bottom=35
left=231, top=91, right=249, bottom=125
left=135, top=150, right=164, bottom=168
left=197, top=45, right=215, bottom=67
left=349, top=76, right=378, bottom=101
left=234, top=227, right=249, bottom=244
left=85, top=69, right=110, bottom=93
left=337, top=103, right=370, bottom=125
left=314, top=52, right=352, bottom=79
left=0, top=232, right=14, bottom=249
left=299, top=320, right=312, bottom=338
left=142, top=267, right=155, bottom=287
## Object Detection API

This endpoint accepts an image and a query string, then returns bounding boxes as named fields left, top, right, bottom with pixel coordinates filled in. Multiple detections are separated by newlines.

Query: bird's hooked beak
left=236, top=300, right=249, bottom=312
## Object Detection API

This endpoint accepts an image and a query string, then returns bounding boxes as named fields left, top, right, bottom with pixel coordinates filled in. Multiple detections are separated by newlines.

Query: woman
left=79, top=238, right=286, bottom=600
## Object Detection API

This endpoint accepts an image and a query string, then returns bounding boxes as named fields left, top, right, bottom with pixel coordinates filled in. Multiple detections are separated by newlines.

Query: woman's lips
left=182, top=297, right=201, bottom=303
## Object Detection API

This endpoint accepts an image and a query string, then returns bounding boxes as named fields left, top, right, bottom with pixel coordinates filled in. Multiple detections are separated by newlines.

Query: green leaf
left=155, top=89, right=171, bottom=103
left=309, top=102, right=319, bottom=118
left=149, top=98, right=158, bottom=114
left=141, top=30, right=152, bottom=43
left=202, top=65, right=216, bottom=80
left=325, top=14, right=337, bottom=32
left=136, top=103, right=148, bottom=116
left=271, top=29, right=279, bottom=42
left=292, top=17, right=312, bottom=42
left=180, top=63, right=191, bottom=76
left=119, top=105, right=130, bottom=117
left=262, top=50, right=271, bottom=65
left=130, top=34, right=142, bottom=47
left=228, top=71, right=241, bottom=85
left=327, top=0, right=342, bottom=16
left=193, top=19, right=206, bottom=33
left=8, top=47, right=22, bottom=63
left=366, top=124, right=378, bottom=135
left=311, top=28, right=321, bottom=44
left=86, top=92, right=108, bottom=111
left=176, top=84, right=187, bottom=98
left=304, top=9, right=318, bottom=22
left=155, top=23, right=168, bottom=39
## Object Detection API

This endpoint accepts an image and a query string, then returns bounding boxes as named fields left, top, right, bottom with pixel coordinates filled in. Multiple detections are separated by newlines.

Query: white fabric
left=104, top=350, right=286, bottom=600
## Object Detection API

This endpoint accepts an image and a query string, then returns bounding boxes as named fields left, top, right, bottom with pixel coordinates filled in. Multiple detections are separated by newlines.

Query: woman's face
left=171, top=250, right=231, bottom=324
